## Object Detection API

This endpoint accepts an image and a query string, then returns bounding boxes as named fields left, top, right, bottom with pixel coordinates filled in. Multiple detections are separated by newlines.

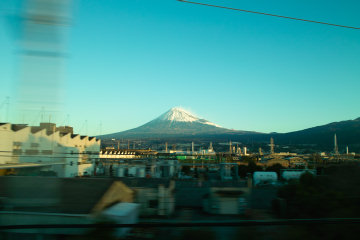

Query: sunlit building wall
left=0, top=122, right=100, bottom=177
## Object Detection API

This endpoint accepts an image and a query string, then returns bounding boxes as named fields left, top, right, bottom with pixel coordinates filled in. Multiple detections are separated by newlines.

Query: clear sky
left=1, top=0, right=360, bottom=135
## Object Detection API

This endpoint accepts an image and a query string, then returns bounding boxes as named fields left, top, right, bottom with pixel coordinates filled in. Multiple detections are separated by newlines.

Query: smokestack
left=334, top=134, right=339, bottom=155
left=270, top=137, right=274, bottom=154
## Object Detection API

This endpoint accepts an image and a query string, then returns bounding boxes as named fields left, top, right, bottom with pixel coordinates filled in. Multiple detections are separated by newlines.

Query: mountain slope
left=276, top=117, right=360, bottom=145
left=99, top=107, right=360, bottom=148
left=100, top=107, right=255, bottom=139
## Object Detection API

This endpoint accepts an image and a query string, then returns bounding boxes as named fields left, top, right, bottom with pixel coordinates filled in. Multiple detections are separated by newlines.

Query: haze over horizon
left=0, top=0, right=359, bottom=136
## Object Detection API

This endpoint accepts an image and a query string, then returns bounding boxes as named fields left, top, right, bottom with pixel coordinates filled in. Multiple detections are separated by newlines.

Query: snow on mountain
left=158, top=107, right=198, bottom=122
left=157, top=107, right=222, bottom=128
left=99, top=107, right=256, bottom=139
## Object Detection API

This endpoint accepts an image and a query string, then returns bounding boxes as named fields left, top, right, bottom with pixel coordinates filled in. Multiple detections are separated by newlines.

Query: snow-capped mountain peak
left=157, top=107, right=222, bottom=127
left=159, top=107, right=199, bottom=122
left=99, top=106, right=259, bottom=139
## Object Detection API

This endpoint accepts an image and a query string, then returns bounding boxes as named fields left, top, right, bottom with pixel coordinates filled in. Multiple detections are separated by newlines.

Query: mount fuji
left=98, top=108, right=360, bottom=151
left=100, top=107, right=256, bottom=139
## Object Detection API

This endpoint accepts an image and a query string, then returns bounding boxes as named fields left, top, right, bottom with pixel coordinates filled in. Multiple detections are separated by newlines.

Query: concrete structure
left=203, top=187, right=249, bottom=215
left=118, top=178, right=176, bottom=217
left=220, top=163, right=238, bottom=181
left=198, top=142, right=216, bottom=155
left=97, top=158, right=179, bottom=179
left=0, top=123, right=100, bottom=177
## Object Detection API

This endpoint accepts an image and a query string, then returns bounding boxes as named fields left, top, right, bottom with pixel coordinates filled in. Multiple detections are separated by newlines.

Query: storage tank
left=281, top=170, right=315, bottom=181
left=253, top=171, right=278, bottom=186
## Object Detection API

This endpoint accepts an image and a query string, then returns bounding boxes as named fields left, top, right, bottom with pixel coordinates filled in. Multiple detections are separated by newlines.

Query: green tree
left=247, top=160, right=263, bottom=174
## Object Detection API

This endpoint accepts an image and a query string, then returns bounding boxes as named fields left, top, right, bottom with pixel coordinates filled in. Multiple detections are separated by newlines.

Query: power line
left=177, top=0, right=360, bottom=30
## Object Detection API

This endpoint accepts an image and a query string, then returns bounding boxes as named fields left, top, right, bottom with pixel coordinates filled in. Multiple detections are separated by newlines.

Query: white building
left=0, top=122, right=100, bottom=177
left=253, top=171, right=278, bottom=186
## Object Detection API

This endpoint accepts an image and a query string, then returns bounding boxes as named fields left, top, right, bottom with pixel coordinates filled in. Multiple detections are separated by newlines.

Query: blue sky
left=1, top=0, right=360, bottom=135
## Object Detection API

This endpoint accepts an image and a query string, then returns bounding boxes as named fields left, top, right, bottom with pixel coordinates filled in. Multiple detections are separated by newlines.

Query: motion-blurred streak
left=14, top=0, right=72, bottom=124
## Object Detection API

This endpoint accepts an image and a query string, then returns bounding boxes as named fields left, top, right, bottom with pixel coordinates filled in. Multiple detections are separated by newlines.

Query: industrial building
left=0, top=122, right=100, bottom=177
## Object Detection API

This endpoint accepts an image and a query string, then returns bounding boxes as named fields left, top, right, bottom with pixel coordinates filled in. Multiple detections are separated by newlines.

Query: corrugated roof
left=11, top=124, right=28, bottom=131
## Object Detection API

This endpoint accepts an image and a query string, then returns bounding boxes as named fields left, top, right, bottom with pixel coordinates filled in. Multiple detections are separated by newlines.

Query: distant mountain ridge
left=274, top=117, right=360, bottom=145
left=99, top=108, right=360, bottom=148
